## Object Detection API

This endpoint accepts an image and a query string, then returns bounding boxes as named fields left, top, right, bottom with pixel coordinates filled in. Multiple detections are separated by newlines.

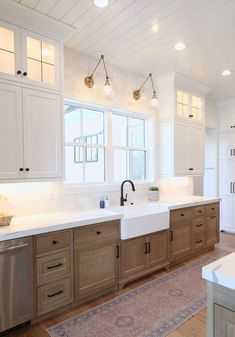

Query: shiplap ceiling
left=12, top=0, right=235, bottom=100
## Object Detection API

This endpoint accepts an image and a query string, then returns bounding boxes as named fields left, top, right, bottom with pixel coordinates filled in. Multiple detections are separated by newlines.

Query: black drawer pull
left=170, top=230, right=174, bottom=241
left=144, top=242, right=148, bottom=254
left=181, top=213, right=184, bottom=217
left=19, top=168, right=24, bottom=171
left=17, top=70, right=21, bottom=75
left=196, top=223, right=203, bottom=227
left=189, top=168, right=194, bottom=171
left=198, top=210, right=202, bottom=213
left=116, top=245, right=119, bottom=258
left=25, top=168, right=30, bottom=172
left=148, top=242, right=151, bottom=254
left=52, top=240, right=58, bottom=245
left=210, top=215, right=216, bottom=219
left=96, top=231, right=101, bottom=235
left=47, top=290, right=63, bottom=298
left=211, top=207, right=215, bottom=210
left=47, top=263, right=63, bottom=270
left=23, top=71, right=27, bottom=76
left=188, top=114, right=193, bottom=118
left=196, top=240, right=203, bottom=244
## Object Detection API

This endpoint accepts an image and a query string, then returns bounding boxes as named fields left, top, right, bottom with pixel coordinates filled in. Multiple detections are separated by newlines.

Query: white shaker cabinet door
left=219, top=108, right=235, bottom=133
left=23, top=89, right=62, bottom=178
left=0, top=83, right=23, bottom=179
left=189, top=125, right=204, bottom=175
left=174, top=122, right=190, bottom=175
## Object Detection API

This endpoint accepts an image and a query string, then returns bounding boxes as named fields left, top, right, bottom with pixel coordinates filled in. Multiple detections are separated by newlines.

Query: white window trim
left=63, top=99, right=155, bottom=189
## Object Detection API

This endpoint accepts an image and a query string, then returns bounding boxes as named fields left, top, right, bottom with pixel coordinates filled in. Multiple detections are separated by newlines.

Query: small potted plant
left=148, top=186, right=159, bottom=201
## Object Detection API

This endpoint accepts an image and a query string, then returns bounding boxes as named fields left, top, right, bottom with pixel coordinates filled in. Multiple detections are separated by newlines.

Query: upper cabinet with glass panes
left=0, top=20, right=60, bottom=90
left=176, top=89, right=203, bottom=123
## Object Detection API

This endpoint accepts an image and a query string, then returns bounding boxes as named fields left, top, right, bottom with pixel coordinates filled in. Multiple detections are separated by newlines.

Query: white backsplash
left=0, top=178, right=194, bottom=217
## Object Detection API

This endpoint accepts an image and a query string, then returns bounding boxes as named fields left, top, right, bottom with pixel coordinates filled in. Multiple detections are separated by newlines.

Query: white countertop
left=0, top=196, right=220, bottom=241
left=202, top=252, right=235, bottom=291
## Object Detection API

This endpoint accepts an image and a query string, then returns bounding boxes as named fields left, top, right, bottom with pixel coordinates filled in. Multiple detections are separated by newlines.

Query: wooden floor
left=4, top=232, right=235, bottom=337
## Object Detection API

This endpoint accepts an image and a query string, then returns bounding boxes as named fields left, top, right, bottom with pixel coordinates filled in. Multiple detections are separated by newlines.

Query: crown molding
left=0, top=0, right=74, bottom=41
left=174, top=73, right=211, bottom=96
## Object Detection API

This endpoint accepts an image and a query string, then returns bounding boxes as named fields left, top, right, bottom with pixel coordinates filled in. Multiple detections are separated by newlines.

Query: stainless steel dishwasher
left=0, top=236, right=33, bottom=333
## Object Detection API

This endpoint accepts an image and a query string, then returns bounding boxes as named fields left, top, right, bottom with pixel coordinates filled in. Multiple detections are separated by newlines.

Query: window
left=112, top=114, right=146, bottom=181
left=65, top=105, right=105, bottom=183
left=64, top=102, right=152, bottom=184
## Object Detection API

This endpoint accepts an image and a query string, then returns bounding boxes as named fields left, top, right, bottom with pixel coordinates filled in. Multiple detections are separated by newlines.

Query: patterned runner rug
left=48, top=256, right=214, bottom=337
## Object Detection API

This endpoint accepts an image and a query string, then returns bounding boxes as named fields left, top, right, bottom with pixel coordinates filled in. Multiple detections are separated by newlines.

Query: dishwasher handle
left=0, top=242, right=29, bottom=254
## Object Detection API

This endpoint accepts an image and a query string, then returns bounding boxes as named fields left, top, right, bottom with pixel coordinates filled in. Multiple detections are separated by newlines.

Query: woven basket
left=0, top=215, right=13, bottom=227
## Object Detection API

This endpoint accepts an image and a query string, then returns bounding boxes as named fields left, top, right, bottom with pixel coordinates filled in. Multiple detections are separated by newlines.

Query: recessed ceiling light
left=221, top=69, right=232, bottom=76
left=94, top=0, right=109, bottom=8
left=174, top=42, right=186, bottom=50
left=152, top=23, right=158, bottom=33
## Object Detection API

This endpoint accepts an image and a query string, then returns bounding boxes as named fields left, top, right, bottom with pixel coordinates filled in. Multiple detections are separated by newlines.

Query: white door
left=189, top=125, right=204, bottom=175
left=174, top=122, right=190, bottom=175
left=219, top=162, right=235, bottom=195
left=21, top=30, right=60, bottom=91
left=0, top=20, right=21, bottom=82
left=0, top=83, right=23, bottom=179
left=220, top=133, right=235, bottom=160
left=219, top=108, right=235, bottom=132
left=23, top=89, right=62, bottom=178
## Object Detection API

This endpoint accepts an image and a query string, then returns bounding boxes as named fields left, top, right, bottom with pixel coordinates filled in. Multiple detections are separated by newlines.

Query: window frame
left=64, top=99, right=154, bottom=187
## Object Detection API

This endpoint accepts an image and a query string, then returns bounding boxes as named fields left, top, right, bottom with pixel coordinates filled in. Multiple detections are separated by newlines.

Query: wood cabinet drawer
left=36, top=251, right=71, bottom=285
left=35, top=230, right=72, bottom=255
left=193, top=206, right=205, bottom=217
left=170, top=207, right=192, bottom=223
left=193, top=218, right=205, bottom=232
left=74, top=221, right=119, bottom=247
left=193, top=231, right=205, bottom=251
left=206, top=203, right=219, bottom=216
left=37, top=277, right=72, bottom=315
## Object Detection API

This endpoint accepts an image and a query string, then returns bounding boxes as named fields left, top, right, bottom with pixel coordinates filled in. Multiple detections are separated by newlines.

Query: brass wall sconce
left=133, top=73, right=159, bottom=107
left=84, top=55, right=113, bottom=96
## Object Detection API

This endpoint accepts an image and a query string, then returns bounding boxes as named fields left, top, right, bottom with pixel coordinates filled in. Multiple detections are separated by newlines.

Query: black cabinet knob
left=52, top=240, right=58, bottom=245
left=25, top=168, right=30, bottom=172
left=189, top=168, right=194, bottom=171
left=17, top=70, right=21, bottom=75
left=96, top=231, right=101, bottom=235
left=19, top=168, right=24, bottom=172
left=23, top=72, right=27, bottom=76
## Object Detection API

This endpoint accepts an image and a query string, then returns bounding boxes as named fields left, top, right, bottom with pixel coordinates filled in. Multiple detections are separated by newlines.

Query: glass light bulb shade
left=151, top=97, right=159, bottom=108
left=94, top=0, right=109, bottom=8
left=103, top=83, right=113, bottom=96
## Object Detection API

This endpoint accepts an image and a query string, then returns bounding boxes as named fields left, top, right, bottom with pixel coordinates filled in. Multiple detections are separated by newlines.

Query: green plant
left=148, top=186, right=159, bottom=191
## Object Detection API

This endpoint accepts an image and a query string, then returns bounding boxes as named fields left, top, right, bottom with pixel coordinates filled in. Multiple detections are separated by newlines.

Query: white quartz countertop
left=0, top=196, right=220, bottom=241
left=202, top=252, right=235, bottom=291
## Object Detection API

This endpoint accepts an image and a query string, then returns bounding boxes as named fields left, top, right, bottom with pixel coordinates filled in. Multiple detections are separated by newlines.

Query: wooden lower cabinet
left=120, top=230, right=169, bottom=287
left=74, top=243, right=119, bottom=300
left=170, top=220, right=192, bottom=262
left=74, top=220, right=119, bottom=301
left=206, top=214, right=219, bottom=246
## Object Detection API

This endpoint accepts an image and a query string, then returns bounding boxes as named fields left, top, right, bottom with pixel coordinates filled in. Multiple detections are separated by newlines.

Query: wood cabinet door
left=215, top=304, right=235, bottom=337
left=121, top=237, right=147, bottom=279
left=0, top=82, right=23, bottom=179
left=206, top=215, right=219, bottom=246
left=23, top=88, right=62, bottom=178
left=75, top=243, right=118, bottom=299
left=170, top=220, right=192, bottom=262
left=148, top=231, right=169, bottom=268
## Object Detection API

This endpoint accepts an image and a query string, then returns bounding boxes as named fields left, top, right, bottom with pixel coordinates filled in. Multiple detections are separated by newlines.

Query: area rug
left=48, top=256, right=214, bottom=337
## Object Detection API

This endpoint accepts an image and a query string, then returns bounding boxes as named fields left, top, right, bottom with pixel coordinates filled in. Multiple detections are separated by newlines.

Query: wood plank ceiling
left=12, top=0, right=235, bottom=99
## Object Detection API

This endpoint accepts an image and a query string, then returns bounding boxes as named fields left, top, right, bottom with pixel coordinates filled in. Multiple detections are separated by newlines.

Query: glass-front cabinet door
left=176, top=89, right=203, bottom=123
left=0, top=21, right=21, bottom=81
left=21, top=30, right=60, bottom=90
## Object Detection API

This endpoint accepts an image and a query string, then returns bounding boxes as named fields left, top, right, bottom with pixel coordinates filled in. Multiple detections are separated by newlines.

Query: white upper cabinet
left=0, top=82, right=23, bottom=179
left=23, top=89, right=62, bottom=178
left=176, top=89, right=203, bottom=123
left=219, top=107, right=235, bottom=133
left=174, top=122, right=204, bottom=176
left=0, top=20, right=61, bottom=90
left=220, top=133, right=235, bottom=160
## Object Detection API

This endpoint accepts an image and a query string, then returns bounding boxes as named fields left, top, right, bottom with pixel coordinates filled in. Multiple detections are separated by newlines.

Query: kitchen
left=0, top=1, right=234, bottom=336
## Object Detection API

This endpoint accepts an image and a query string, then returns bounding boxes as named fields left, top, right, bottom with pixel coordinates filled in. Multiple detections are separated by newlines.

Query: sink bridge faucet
left=120, top=180, right=136, bottom=206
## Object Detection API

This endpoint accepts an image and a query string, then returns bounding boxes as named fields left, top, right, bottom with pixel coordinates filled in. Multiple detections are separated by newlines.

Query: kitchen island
left=202, top=252, right=235, bottom=337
